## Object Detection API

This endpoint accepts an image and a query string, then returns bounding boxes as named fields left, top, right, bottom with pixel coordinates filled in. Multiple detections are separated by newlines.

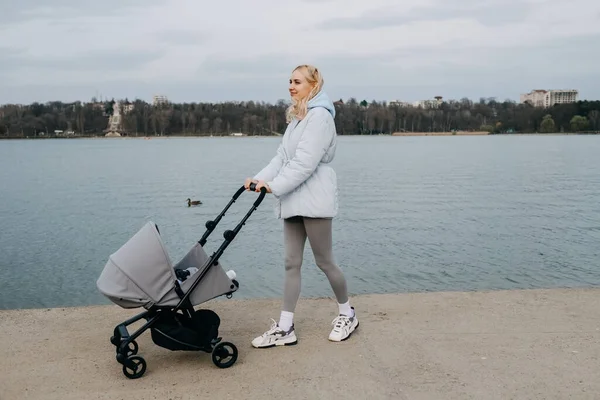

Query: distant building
left=121, top=103, right=134, bottom=114
left=90, top=102, right=105, bottom=111
left=152, top=95, right=168, bottom=106
left=520, top=89, right=578, bottom=107
left=413, top=96, right=443, bottom=109
left=388, top=100, right=413, bottom=107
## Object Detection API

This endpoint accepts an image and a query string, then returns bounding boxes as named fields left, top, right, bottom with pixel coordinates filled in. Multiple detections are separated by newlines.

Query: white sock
left=278, top=311, right=294, bottom=331
left=338, top=301, right=354, bottom=317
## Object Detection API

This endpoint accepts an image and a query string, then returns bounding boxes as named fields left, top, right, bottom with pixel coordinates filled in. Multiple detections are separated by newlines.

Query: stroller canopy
left=97, top=222, right=177, bottom=308
left=97, top=221, right=237, bottom=309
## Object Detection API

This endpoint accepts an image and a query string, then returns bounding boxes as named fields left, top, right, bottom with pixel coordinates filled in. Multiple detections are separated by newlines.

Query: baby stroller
left=96, top=184, right=266, bottom=379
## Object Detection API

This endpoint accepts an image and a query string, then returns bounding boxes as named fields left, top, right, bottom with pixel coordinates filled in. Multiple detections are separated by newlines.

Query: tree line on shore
left=1, top=97, right=599, bottom=138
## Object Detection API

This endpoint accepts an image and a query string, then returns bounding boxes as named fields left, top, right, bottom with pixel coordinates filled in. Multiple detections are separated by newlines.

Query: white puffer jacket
left=253, top=91, right=338, bottom=219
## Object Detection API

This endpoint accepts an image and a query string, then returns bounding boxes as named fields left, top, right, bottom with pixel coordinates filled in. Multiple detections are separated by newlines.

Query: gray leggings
left=282, top=216, right=349, bottom=312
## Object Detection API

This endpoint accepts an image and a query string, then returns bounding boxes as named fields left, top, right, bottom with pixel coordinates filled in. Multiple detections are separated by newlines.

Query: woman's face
left=289, top=68, right=313, bottom=101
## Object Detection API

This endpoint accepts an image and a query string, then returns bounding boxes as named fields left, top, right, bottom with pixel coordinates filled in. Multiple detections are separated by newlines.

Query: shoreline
left=392, top=131, right=489, bottom=136
left=1, top=287, right=599, bottom=399
left=1, top=132, right=599, bottom=140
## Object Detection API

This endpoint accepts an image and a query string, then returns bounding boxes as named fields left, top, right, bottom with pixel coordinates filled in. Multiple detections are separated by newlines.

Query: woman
left=244, top=64, right=358, bottom=348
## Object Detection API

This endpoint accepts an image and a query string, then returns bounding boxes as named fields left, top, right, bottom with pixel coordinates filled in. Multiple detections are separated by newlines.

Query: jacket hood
left=308, top=90, right=336, bottom=118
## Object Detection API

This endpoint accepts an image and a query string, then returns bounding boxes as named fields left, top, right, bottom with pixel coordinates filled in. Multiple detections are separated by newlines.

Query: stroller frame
left=108, top=184, right=266, bottom=379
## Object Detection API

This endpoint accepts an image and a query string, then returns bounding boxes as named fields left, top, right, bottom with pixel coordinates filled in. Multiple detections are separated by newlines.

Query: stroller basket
left=151, top=309, right=220, bottom=352
left=96, top=184, right=267, bottom=379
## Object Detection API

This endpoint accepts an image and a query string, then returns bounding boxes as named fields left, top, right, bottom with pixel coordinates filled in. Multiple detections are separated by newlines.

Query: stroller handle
left=179, top=183, right=268, bottom=308
left=249, top=182, right=267, bottom=194
left=248, top=183, right=267, bottom=207
left=198, top=184, right=267, bottom=248
left=234, top=183, right=267, bottom=207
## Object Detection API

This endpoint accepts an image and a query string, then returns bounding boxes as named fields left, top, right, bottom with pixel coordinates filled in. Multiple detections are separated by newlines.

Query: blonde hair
left=286, top=64, right=324, bottom=123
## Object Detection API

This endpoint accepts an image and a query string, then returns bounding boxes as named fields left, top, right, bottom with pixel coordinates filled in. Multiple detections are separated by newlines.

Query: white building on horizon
left=388, top=96, right=444, bottom=109
left=388, top=100, right=413, bottom=107
left=520, top=89, right=578, bottom=107
left=152, top=95, right=169, bottom=106
left=413, top=96, right=443, bottom=109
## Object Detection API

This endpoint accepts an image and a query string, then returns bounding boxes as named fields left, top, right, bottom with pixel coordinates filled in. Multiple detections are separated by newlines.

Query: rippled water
left=1, top=135, right=599, bottom=309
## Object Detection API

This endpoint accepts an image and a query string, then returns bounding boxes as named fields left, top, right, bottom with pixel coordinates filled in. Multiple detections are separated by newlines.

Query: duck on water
left=187, top=198, right=202, bottom=207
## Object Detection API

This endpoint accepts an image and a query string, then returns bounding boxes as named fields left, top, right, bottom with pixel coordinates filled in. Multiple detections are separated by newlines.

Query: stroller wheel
left=212, top=341, right=238, bottom=369
left=122, top=355, right=146, bottom=379
left=125, top=340, right=138, bottom=356
left=116, top=340, right=138, bottom=357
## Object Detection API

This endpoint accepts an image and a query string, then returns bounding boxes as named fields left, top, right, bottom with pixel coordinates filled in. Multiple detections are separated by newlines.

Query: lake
left=1, top=135, right=599, bottom=310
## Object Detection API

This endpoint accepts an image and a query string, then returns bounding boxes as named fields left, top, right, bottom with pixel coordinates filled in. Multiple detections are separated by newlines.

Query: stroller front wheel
left=123, top=355, right=147, bottom=379
left=124, top=340, right=138, bottom=356
left=212, top=342, right=238, bottom=368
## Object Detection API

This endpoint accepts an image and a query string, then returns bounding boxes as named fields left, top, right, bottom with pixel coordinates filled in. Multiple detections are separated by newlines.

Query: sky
left=1, top=0, right=599, bottom=105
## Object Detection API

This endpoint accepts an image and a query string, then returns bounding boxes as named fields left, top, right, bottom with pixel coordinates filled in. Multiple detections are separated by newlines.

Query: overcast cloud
left=0, top=0, right=598, bottom=104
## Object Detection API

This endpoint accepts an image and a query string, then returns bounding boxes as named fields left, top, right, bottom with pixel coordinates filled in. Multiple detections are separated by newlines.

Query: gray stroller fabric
left=160, top=241, right=237, bottom=307
left=97, top=221, right=237, bottom=309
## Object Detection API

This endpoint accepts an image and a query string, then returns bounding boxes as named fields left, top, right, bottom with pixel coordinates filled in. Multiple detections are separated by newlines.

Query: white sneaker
left=328, top=307, right=359, bottom=342
left=251, top=319, right=298, bottom=348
